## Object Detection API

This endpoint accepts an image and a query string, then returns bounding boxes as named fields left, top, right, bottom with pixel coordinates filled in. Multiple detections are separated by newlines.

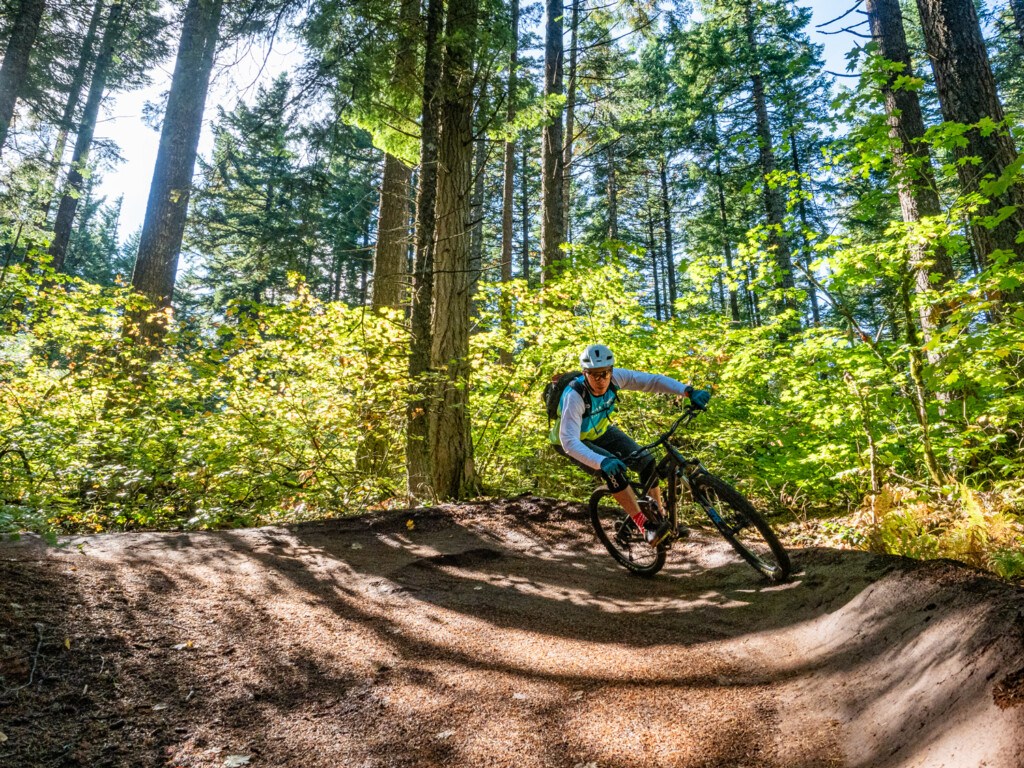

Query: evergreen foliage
left=1, top=0, right=1023, bottom=582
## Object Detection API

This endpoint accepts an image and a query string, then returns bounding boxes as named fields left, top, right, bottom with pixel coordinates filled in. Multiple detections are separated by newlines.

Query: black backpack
left=542, top=371, right=583, bottom=421
left=542, top=371, right=621, bottom=422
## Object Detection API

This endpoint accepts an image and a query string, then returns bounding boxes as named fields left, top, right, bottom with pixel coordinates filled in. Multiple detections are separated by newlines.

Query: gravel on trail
left=1, top=495, right=1022, bottom=768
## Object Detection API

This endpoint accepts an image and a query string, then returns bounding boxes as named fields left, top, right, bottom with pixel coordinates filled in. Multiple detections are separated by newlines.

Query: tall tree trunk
left=370, top=0, right=418, bottom=311
left=647, top=205, right=661, bottom=320
left=747, top=264, right=761, bottom=327
left=562, top=0, right=580, bottom=242
left=406, top=0, right=444, bottom=501
left=43, top=0, right=105, bottom=223
left=540, top=0, right=565, bottom=282
left=745, top=5, right=795, bottom=314
left=867, top=0, right=954, bottom=345
left=429, top=0, right=479, bottom=500
left=371, top=153, right=412, bottom=309
left=787, top=130, right=822, bottom=326
left=521, top=137, right=530, bottom=283
left=0, top=0, right=46, bottom=154
left=712, top=115, right=741, bottom=324
left=659, top=157, right=676, bottom=317
left=499, top=0, right=518, bottom=364
left=48, top=1, right=124, bottom=272
left=469, top=113, right=487, bottom=312
left=915, top=0, right=1024, bottom=304
left=129, top=0, right=224, bottom=345
left=606, top=143, right=618, bottom=241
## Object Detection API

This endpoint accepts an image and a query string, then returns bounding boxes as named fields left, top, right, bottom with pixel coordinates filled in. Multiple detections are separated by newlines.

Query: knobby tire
left=693, top=473, right=791, bottom=582
left=589, top=488, right=666, bottom=577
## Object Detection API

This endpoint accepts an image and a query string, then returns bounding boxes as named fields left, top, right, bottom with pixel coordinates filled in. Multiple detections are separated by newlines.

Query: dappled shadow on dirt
left=0, top=494, right=1022, bottom=768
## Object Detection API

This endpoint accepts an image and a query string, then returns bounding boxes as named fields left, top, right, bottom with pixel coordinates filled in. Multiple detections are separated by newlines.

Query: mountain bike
left=589, top=406, right=791, bottom=582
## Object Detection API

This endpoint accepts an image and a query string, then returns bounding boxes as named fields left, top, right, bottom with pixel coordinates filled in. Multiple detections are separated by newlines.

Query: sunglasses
left=585, top=368, right=613, bottom=381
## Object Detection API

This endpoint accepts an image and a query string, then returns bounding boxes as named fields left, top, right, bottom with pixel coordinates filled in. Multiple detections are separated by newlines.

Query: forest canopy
left=1, top=0, right=1024, bottom=581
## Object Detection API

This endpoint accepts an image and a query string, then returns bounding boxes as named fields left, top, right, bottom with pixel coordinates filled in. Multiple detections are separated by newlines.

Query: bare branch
left=816, top=1, right=865, bottom=29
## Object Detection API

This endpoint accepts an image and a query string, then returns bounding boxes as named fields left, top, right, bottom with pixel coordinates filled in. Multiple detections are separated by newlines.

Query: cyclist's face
left=584, top=367, right=613, bottom=394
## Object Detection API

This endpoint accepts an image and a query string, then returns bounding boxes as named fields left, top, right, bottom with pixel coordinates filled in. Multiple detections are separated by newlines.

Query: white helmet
left=580, top=343, right=615, bottom=369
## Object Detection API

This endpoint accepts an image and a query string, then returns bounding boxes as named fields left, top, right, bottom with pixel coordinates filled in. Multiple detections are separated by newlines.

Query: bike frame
left=622, top=408, right=706, bottom=543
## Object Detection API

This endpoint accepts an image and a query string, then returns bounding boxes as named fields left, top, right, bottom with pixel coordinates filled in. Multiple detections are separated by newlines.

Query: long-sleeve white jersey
left=555, top=368, right=692, bottom=470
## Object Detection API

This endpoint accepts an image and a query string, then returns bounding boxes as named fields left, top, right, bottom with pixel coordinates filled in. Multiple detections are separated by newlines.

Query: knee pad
left=603, top=469, right=629, bottom=493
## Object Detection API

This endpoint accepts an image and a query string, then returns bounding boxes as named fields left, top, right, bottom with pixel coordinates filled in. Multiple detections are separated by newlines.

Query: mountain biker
left=551, top=344, right=711, bottom=546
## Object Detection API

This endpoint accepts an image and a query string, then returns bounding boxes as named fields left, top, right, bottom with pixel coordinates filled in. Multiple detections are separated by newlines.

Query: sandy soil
left=1, top=495, right=1022, bottom=768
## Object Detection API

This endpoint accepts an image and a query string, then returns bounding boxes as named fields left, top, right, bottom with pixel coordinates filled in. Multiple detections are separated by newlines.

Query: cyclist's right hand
left=600, top=457, right=627, bottom=476
left=689, top=389, right=711, bottom=409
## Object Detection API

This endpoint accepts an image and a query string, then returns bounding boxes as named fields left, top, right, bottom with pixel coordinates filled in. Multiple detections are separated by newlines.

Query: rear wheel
left=589, top=488, right=666, bottom=577
left=692, top=473, right=790, bottom=582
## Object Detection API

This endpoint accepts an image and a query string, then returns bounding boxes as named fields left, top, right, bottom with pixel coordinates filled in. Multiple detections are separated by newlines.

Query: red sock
left=631, top=512, right=647, bottom=530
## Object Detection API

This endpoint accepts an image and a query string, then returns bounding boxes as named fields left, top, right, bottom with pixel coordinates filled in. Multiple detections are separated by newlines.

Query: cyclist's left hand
left=689, top=388, right=711, bottom=409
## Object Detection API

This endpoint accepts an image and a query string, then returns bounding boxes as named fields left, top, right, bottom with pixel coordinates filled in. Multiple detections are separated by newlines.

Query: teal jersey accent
left=549, top=376, right=619, bottom=444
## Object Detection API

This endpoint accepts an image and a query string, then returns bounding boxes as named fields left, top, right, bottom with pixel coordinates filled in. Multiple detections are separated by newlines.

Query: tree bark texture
left=498, top=0, right=518, bottom=365
left=49, top=1, right=125, bottom=272
left=647, top=205, right=661, bottom=320
left=715, top=156, right=741, bottom=324
left=371, top=152, right=412, bottom=309
left=370, top=0, right=418, bottom=311
left=521, top=139, right=530, bottom=282
left=562, top=0, right=580, bottom=242
left=607, top=143, right=618, bottom=241
left=659, top=157, right=676, bottom=317
left=469, top=112, right=487, bottom=310
left=915, top=0, right=1024, bottom=289
left=130, top=0, right=224, bottom=343
left=866, top=0, right=953, bottom=345
left=787, top=131, right=822, bottom=326
left=745, top=7, right=795, bottom=309
left=44, top=0, right=105, bottom=223
left=406, top=0, right=444, bottom=501
left=711, top=113, right=741, bottom=324
left=500, top=0, right=518, bottom=287
left=429, top=0, right=479, bottom=500
left=0, top=0, right=46, bottom=153
left=540, top=0, right=565, bottom=281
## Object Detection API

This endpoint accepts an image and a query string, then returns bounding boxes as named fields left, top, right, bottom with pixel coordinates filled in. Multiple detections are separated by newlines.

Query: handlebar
left=624, top=405, right=704, bottom=458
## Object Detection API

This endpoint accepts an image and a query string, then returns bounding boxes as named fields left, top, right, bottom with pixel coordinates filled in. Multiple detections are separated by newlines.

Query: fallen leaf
left=0, top=731, right=7, bottom=743
left=571, top=691, right=585, bottom=701
left=406, top=519, right=415, bottom=531
left=435, top=730, right=455, bottom=740
left=153, top=704, right=168, bottom=711
left=351, top=543, right=363, bottom=549
left=172, top=642, right=193, bottom=651
left=512, top=692, right=527, bottom=700
left=64, top=638, right=71, bottom=650
left=223, top=756, right=251, bottom=768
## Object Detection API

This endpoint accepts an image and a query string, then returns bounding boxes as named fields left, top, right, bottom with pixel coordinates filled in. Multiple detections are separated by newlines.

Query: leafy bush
left=2, top=251, right=1024, bottom=584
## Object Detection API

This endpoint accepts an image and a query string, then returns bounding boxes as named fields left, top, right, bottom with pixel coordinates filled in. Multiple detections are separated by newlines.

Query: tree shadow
left=1, top=499, right=1022, bottom=768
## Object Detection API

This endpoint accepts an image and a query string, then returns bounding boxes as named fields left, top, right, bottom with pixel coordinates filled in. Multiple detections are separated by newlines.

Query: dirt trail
left=1, top=496, right=1022, bottom=768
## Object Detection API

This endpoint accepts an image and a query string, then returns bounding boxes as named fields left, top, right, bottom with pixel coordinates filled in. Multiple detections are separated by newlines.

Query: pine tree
left=540, top=0, right=565, bottom=281
left=0, top=0, right=46, bottom=154
left=48, top=0, right=126, bottom=271
left=865, top=0, right=953, bottom=344
left=914, top=0, right=1024, bottom=305
left=130, top=0, right=225, bottom=344
left=429, top=0, right=480, bottom=499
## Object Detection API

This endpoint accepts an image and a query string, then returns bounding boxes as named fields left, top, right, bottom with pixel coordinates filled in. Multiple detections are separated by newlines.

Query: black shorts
left=554, top=425, right=657, bottom=492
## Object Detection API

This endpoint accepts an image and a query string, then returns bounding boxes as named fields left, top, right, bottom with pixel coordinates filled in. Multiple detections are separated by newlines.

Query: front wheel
left=589, top=488, right=666, bottom=577
left=692, top=473, right=791, bottom=583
